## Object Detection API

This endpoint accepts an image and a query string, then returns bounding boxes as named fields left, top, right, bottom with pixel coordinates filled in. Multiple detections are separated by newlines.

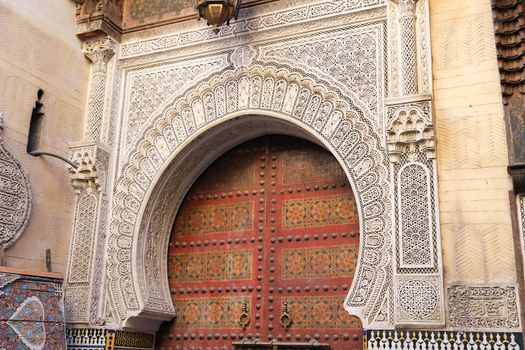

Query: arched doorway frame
left=106, top=64, right=392, bottom=331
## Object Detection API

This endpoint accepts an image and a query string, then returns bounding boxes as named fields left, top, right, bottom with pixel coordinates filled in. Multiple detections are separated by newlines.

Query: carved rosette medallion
left=0, top=114, right=32, bottom=248
left=396, top=276, right=441, bottom=322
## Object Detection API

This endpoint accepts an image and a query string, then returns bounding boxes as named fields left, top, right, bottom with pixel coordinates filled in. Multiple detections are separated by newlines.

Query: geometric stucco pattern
left=0, top=113, right=32, bottom=248
left=107, top=62, right=392, bottom=330
left=119, top=0, right=387, bottom=59
left=122, top=22, right=387, bottom=154
left=123, top=55, right=230, bottom=148
left=65, top=142, right=110, bottom=324
left=258, top=22, right=386, bottom=131
left=388, top=97, right=445, bottom=326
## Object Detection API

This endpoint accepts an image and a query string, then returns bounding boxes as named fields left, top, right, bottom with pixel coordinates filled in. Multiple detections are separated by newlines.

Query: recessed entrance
left=157, top=135, right=363, bottom=349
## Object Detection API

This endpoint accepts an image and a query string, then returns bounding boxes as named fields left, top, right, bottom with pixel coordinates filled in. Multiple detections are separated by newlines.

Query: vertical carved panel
left=388, top=99, right=444, bottom=326
left=66, top=35, right=116, bottom=326
left=65, top=142, right=110, bottom=324
left=67, top=194, right=97, bottom=284
left=398, top=163, right=433, bottom=268
left=398, top=0, right=418, bottom=95
left=387, top=0, right=444, bottom=327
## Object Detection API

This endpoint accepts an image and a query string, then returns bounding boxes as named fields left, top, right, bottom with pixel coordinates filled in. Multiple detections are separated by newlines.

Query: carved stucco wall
left=0, top=0, right=88, bottom=272
left=430, top=0, right=519, bottom=330
left=67, top=1, right=401, bottom=331
left=110, top=63, right=393, bottom=330
left=63, top=0, right=521, bottom=334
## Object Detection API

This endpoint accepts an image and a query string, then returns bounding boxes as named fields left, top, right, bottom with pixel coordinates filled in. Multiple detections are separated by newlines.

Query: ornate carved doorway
left=157, top=135, right=362, bottom=350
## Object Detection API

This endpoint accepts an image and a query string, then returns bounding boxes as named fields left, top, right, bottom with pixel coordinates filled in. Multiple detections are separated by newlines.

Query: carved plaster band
left=447, top=285, right=520, bottom=330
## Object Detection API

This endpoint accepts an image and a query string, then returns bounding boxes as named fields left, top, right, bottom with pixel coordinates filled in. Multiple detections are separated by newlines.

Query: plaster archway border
left=107, top=64, right=392, bottom=331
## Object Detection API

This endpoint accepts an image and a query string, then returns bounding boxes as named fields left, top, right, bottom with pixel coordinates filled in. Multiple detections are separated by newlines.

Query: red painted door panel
left=157, top=136, right=362, bottom=350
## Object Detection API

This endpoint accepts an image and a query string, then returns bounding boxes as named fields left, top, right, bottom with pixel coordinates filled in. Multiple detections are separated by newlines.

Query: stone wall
left=0, top=0, right=88, bottom=273
left=430, top=0, right=518, bottom=329
left=431, top=0, right=514, bottom=284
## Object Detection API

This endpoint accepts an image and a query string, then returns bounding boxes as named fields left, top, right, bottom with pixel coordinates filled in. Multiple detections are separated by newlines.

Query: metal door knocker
left=238, top=302, right=250, bottom=329
left=279, top=302, right=292, bottom=329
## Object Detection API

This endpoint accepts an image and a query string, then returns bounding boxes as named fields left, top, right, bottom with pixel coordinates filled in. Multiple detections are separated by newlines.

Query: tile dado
left=0, top=272, right=65, bottom=350
left=66, top=328, right=155, bottom=350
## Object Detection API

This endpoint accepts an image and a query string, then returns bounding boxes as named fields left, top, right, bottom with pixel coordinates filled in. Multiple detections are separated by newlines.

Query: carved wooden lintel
left=508, top=163, right=525, bottom=194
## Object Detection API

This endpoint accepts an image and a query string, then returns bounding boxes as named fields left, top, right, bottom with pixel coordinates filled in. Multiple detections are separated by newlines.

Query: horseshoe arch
left=107, top=64, right=392, bottom=331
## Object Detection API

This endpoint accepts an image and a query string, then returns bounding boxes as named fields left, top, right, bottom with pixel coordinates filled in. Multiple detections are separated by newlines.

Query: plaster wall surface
left=0, top=0, right=89, bottom=273
left=430, top=0, right=516, bottom=284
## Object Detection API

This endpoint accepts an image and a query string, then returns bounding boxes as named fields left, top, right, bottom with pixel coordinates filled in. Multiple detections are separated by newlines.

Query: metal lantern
left=196, top=0, right=240, bottom=34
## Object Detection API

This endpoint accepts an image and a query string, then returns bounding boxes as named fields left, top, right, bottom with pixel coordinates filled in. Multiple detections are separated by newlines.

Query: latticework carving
left=259, top=22, right=386, bottom=132
left=65, top=142, right=110, bottom=324
left=398, top=163, right=432, bottom=267
left=64, top=286, right=90, bottom=323
left=123, top=55, right=229, bottom=147
left=387, top=0, right=443, bottom=324
left=388, top=100, right=443, bottom=324
left=399, top=15, right=418, bottom=95
left=68, top=194, right=97, bottom=284
left=398, top=279, right=438, bottom=319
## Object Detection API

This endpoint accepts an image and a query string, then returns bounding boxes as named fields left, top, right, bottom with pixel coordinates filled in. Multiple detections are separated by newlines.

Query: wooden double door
left=157, top=135, right=362, bottom=350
